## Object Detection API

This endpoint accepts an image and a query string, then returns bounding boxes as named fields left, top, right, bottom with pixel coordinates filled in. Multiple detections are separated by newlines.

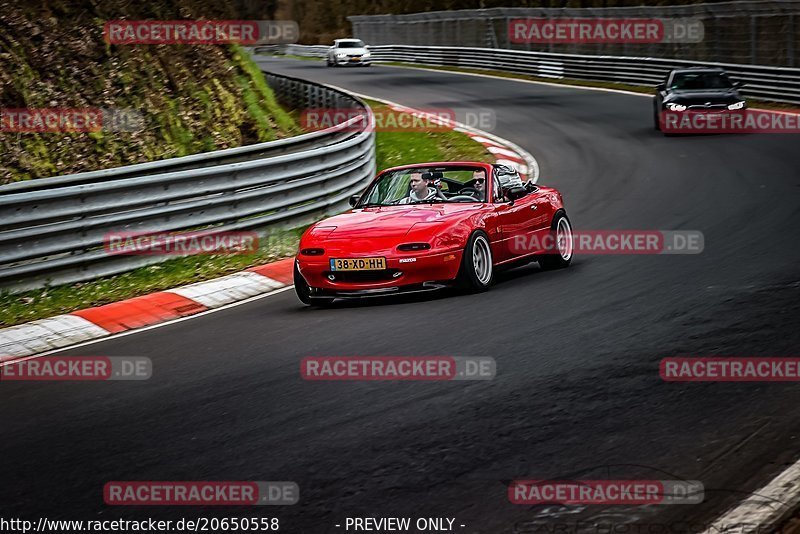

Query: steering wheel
left=448, top=194, right=479, bottom=202
left=459, top=187, right=480, bottom=196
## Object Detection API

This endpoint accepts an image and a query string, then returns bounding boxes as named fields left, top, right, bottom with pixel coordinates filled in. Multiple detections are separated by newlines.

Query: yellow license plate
left=330, top=257, right=386, bottom=271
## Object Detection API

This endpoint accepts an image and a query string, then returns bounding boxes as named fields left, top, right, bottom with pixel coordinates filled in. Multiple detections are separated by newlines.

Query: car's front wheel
left=294, top=262, right=334, bottom=307
left=653, top=106, right=661, bottom=131
left=456, top=231, right=494, bottom=292
left=539, top=211, right=573, bottom=270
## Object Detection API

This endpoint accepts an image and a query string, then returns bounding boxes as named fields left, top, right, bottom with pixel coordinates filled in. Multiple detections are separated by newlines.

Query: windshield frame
left=336, top=40, right=365, bottom=49
left=669, top=70, right=734, bottom=91
left=355, top=163, right=493, bottom=208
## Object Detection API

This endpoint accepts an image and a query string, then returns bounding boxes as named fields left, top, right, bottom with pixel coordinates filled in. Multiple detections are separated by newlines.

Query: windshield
left=337, top=41, right=365, bottom=49
left=358, top=166, right=488, bottom=207
left=671, top=72, right=733, bottom=91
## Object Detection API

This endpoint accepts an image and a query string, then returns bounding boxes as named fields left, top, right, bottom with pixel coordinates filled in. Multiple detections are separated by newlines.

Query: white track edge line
left=0, top=285, right=294, bottom=364
left=374, top=62, right=797, bottom=115
left=701, top=456, right=800, bottom=533
left=376, top=62, right=650, bottom=98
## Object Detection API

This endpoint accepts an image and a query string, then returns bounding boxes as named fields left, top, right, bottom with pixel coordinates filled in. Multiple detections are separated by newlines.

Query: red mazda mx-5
left=293, top=161, right=573, bottom=305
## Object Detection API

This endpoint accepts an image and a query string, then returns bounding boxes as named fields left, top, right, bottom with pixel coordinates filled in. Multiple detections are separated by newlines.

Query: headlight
left=666, top=103, right=687, bottom=112
left=728, top=101, right=746, bottom=110
left=336, top=52, right=347, bottom=57
left=363, top=52, right=371, bottom=58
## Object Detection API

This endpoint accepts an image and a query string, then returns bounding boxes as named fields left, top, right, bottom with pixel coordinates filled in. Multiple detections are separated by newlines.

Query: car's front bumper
left=296, top=249, right=463, bottom=296
left=332, top=56, right=371, bottom=66
left=659, top=107, right=748, bottom=132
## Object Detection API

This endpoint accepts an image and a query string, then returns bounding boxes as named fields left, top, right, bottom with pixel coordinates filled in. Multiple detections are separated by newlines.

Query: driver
left=471, top=169, right=486, bottom=198
left=399, top=171, right=437, bottom=203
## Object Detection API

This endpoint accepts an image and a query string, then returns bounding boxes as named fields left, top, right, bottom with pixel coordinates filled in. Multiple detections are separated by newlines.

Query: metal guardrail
left=272, top=44, right=800, bottom=105
left=0, top=72, right=376, bottom=293
left=348, top=1, right=800, bottom=68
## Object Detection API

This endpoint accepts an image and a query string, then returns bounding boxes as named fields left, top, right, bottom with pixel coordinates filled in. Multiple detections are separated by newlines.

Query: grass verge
left=0, top=101, right=492, bottom=328
left=365, top=99, right=492, bottom=168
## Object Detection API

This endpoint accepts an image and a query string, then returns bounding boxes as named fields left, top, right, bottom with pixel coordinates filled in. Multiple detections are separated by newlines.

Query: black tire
left=294, top=263, right=334, bottom=307
left=538, top=211, right=574, bottom=271
left=653, top=109, right=661, bottom=131
left=456, top=231, right=494, bottom=292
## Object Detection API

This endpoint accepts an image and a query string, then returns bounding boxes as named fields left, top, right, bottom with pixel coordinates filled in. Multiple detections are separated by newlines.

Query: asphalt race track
left=2, top=57, right=800, bottom=532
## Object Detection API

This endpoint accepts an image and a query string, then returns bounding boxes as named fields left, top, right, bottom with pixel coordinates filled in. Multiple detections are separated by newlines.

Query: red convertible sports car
left=293, top=162, right=573, bottom=305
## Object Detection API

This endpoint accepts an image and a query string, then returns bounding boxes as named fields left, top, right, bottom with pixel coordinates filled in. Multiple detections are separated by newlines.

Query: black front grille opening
left=324, top=269, right=401, bottom=282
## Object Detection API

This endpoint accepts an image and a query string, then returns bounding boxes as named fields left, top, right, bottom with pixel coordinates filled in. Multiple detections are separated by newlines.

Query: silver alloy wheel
left=556, top=217, right=573, bottom=261
left=472, top=235, right=493, bottom=285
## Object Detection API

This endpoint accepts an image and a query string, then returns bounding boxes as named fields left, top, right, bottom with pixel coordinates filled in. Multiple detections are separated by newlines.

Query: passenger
left=399, top=171, right=437, bottom=203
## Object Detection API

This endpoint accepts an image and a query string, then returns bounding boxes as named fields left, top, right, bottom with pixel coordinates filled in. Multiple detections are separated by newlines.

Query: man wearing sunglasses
left=471, top=169, right=487, bottom=200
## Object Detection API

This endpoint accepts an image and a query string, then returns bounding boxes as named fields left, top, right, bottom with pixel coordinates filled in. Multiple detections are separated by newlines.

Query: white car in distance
left=326, top=39, right=371, bottom=67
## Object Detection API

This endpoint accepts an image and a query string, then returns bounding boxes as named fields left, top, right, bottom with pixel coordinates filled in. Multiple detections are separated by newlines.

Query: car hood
left=308, top=204, right=482, bottom=240
left=666, top=89, right=742, bottom=105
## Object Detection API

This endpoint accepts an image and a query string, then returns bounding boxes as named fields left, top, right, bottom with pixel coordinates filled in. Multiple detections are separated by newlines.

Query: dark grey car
left=653, top=67, right=747, bottom=132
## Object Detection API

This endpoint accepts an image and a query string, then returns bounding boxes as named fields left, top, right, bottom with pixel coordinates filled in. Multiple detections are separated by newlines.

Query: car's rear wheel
left=294, top=262, right=334, bottom=307
left=456, top=231, right=494, bottom=292
left=539, top=211, right=573, bottom=270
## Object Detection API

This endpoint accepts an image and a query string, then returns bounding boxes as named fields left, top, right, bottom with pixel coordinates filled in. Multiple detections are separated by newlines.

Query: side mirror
left=349, top=194, right=361, bottom=207
left=656, top=82, right=666, bottom=91
left=505, top=186, right=527, bottom=202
